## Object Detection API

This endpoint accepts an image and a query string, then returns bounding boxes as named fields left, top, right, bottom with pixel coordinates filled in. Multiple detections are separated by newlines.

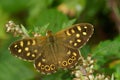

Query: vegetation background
left=0, top=0, right=120, bottom=80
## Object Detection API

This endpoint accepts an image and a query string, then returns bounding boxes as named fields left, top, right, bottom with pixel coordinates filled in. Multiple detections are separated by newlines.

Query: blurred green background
left=0, top=0, right=120, bottom=80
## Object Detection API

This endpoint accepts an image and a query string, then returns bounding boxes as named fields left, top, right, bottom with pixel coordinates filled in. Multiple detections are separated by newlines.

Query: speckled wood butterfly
left=9, top=23, right=94, bottom=74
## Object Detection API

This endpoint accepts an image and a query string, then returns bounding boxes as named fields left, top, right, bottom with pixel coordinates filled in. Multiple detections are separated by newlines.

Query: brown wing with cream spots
left=55, top=23, right=94, bottom=49
left=34, top=42, right=80, bottom=74
left=56, top=43, right=81, bottom=69
left=34, top=43, right=58, bottom=74
left=34, top=54, right=57, bottom=74
left=9, top=36, right=46, bottom=62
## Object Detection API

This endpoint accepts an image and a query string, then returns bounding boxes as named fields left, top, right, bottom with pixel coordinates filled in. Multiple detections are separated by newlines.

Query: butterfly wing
left=56, top=43, right=81, bottom=69
left=55, top=23, right=94, bottom=49
left=9, top=36, right=58, bottom=74
left=9, top=36, right=46, bottom=62
left=54, top=23, right=94, bottom=69
left=34, top=40, right=81, bottom=74
left=34, top=43, right=58, bottom=74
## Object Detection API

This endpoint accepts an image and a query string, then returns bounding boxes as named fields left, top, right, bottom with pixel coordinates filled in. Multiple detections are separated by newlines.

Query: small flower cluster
left=72, top=55, right=110, bottom=80
left=5, top=20, right=24, bottom=37
left=32, top=32, right=41, bottom=37
left=5, top=20, right=41, bottom=38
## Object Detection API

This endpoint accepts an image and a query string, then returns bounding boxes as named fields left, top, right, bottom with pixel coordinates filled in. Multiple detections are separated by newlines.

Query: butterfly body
left=9, top=23, right=94, bottom=74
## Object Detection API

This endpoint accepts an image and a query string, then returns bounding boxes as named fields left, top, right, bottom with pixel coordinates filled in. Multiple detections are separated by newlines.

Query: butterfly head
left=46, top=30, right=53, bottom=36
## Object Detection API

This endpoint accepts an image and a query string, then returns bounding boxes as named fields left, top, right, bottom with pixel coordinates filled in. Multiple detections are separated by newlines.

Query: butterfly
left=9, top=23, right=94, bottom=74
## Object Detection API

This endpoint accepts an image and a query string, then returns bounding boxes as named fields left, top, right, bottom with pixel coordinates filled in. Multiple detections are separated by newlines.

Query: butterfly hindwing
left=34, top=43, right=58, bottom=74
left=34, top=42, right=80, bottom=74
left=56, top=44, right=80, bottom=69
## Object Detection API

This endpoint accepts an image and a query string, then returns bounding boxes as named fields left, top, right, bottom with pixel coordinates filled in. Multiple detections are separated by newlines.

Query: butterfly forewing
left=55, top=23, right=94, bottom=49
left=9, top=37, right=46, bottom=61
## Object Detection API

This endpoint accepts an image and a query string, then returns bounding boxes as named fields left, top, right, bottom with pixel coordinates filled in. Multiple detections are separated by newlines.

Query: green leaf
left=0, top=0, right=28, bottom=13
left=114, top=66, right=120, bottom=80
left=41, top=70, right=72, bottom=80
left=61, top=19, right=76, bottom=29
left=33, top=23, right=50, bottom=35
left=92, top=36, right=120, bottom=73
left=27, top=0, right=54, bottom=25
left=93, top=36, right=120, bottom=58
left=27, top=9, right=69, bottom=35
left=80, top=45, right=92, bottom=58
left=0, top=7, right=9, bottom=39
